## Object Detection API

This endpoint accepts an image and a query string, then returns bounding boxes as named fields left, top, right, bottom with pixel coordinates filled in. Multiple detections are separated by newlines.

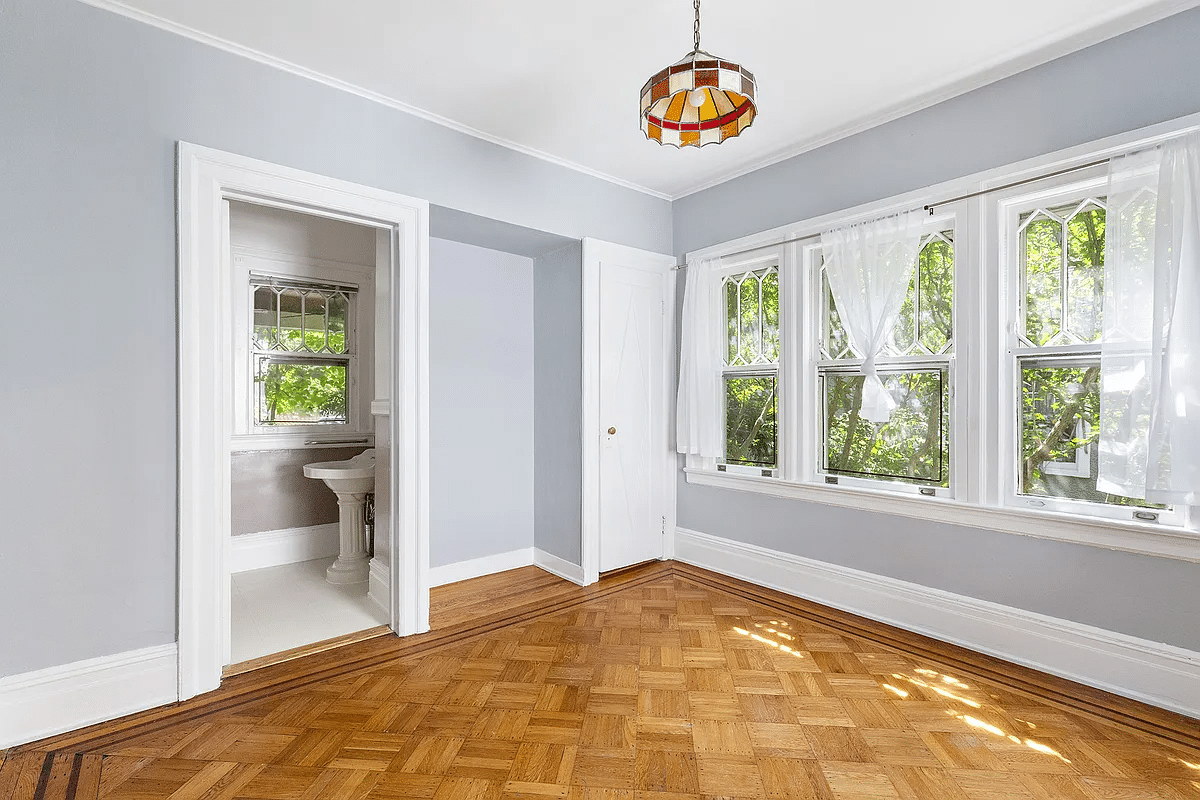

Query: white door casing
left=582, top=239, right=677, bottom=584
left=177, top=143, right=430, bottom=701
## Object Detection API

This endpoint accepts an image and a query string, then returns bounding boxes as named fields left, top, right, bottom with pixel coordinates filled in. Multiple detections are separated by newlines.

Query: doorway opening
left=225, top=201, right=388, bottom=671
left=177, top=143, right=431, bottom=701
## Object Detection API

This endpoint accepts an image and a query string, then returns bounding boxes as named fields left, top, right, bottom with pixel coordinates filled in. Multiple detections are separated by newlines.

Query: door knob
left=608, top=427, right=617, bottom=435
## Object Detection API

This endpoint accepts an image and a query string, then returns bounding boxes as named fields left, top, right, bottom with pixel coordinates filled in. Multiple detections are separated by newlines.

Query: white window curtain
left=676, top=258, right=723, bottom=458
left=820, top=211, right=924, bottom=423
left=1099, top=133, right=1200, bottom=505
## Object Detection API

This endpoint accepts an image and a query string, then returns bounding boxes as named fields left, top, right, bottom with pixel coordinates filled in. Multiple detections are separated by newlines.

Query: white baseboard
left=368, top=558, right=389, bottom=614
left=0, top=643, right=178, bottom=749
left=430, top=548, right=534, bottom=587
left=231, top=523, right=339, bottom=573
left=534, top=548, right=586, bottom=586
left=675, top=527, right=1200, bottom=719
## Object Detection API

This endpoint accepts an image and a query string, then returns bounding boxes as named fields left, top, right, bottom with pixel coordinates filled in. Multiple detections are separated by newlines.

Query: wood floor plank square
left=819, top=763, right=901, bottom=800
left=695, top=753, right=765, bottom=798
left=448, top=739, right=520, bottom=781
left=746, top=722, right=814, bottom=758
left=634, top=750, right=699, bottom=794
left=691, top=719, right=755, bottom=755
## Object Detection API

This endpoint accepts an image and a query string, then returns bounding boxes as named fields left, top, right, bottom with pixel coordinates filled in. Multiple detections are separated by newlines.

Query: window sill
left=683, top=468, right=1200, bottom=563
left=230, top=432, right=375, bottom=452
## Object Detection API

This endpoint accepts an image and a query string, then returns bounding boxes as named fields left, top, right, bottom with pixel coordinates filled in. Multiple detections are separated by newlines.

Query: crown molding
left=74, top=0, right=672, bottom=202
left=668, top=0, right=1200, bottom=200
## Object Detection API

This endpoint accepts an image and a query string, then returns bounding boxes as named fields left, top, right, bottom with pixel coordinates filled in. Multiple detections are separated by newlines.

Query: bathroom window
left=251, top=279, right=356, bottom=426
left=230, top=257, right=374, bottom=450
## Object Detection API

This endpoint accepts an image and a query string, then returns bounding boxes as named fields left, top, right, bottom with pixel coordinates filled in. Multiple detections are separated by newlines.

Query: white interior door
left=585, top=240, right=675, bottom=577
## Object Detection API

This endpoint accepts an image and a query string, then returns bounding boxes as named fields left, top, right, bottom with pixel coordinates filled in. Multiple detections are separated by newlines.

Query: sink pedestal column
left=326, top=490, right=370, bottom=584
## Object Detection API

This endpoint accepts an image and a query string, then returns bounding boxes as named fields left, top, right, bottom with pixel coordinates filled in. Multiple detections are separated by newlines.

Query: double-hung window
left=719, top=257, right=780, bottom=473
left=230, top=246, right=374, bottom=449
left=251, top=277, right=357, bottom=428
left=1002, top=177, right=1173, bottom=521
left=815, top=224, right=956, bottom=493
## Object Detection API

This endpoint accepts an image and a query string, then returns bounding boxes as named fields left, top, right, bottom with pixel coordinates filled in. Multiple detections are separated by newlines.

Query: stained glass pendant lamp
left=640, top=0, right=758, bottom=148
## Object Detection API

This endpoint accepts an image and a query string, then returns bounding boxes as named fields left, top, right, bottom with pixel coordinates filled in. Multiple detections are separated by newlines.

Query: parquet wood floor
left=4, top=562, right=1198, bottom=799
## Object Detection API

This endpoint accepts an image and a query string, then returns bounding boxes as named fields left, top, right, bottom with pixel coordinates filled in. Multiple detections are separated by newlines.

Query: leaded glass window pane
left=723, top=267, right=779, bottom=366
left=250, top=282, right=355, bottom=355
left=1018, top=199, right=1107, bottom=347
left=820, top=231, right=954, bottom=360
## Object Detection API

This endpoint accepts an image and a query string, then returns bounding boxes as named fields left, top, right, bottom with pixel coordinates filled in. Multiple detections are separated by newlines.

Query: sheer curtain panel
left=1099, top=133, right=1200, bottom=504
left=820, top=212, right=924, bottom=423
left=676, top=258, right=723, bottom=458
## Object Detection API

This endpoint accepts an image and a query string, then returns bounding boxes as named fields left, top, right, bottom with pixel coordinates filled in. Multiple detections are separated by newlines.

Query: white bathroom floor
left=230, top=558, right=389, bottom=665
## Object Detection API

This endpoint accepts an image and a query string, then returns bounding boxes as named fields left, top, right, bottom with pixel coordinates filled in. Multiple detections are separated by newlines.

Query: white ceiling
left=102, top=0, right=1199, bottom=199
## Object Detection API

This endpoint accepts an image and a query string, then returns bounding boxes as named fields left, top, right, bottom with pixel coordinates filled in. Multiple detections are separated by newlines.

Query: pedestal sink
left=303, top=449, right=375, bottom=584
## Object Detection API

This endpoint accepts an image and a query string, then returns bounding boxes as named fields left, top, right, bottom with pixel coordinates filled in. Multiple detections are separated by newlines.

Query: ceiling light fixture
left=640, top=0, right=758, bottom=148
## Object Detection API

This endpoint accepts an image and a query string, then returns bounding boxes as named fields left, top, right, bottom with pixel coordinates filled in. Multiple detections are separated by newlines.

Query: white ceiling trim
left=672, top=0, right=1200, bottom=200
left=76, top=0, right=673, bottom=201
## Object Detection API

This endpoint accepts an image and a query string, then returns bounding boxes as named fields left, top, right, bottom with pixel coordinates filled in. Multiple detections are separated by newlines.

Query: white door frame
left=177, top=142, right=430, bottom=700
left=581, top=238, right=677, bottom=586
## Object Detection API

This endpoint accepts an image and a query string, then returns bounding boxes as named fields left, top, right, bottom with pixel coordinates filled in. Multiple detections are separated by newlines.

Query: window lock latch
left=824, top=476, right=838, bottom=485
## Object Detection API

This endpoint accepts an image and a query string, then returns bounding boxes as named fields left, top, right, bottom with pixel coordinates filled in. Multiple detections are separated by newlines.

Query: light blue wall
left=673, top=8, right=1200, bottom=650
left=533, top=242, right=585, bottom=565
left=0, top=0, right=668, bottom=676
left=430, top=238, right=535, bottom=568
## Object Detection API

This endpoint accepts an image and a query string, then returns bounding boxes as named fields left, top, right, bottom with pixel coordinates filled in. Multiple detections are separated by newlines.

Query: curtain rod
left=669, top=154, right=1124, bottom=270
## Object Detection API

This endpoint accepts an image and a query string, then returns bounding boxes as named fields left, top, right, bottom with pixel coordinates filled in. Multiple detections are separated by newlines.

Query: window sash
left=721, top=368, right=779, bottom=471
left=1001, top=176, right=1182, bottom=525
left=816, top=362, right=952, bottom=492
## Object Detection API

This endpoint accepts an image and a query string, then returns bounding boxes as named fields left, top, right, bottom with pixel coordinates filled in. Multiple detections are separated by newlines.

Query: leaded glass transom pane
left=724, top=267, right=779, bottom=366
left=820, top=231, right=954, bottom=360
left=252, top=282, right=355, bottom=355
left=1018, top=199, right=1107, bottom=347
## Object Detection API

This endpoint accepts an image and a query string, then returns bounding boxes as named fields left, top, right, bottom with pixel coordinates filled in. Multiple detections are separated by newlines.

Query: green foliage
left=824, top=371, right=949, bottom=486
left=725, top=376, right=777, bottom=466
left=257, top=362, right=347, bottom=425
left=1019, top=363, right=1161, bottom=508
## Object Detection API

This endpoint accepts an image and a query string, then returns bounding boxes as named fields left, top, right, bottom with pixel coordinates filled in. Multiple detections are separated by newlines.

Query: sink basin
left=303, top=448, right=376, bottom=584
left=303, top=450, right=376, bottom=493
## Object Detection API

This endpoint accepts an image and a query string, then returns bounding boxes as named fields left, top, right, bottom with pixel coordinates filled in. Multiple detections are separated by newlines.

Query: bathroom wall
left=429, top=238, right=536, bottom=567
left=230, top=446, right=368, bottom=535
left=228, top=202, right=376, bottom=538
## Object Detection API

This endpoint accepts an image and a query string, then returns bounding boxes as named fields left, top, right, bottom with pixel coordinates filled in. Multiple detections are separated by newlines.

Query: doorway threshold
left=222, top=625, right=392, bottom=678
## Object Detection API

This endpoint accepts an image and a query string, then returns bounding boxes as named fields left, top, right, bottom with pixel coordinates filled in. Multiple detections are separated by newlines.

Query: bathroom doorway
left=177, top=143, right=431, bottom=701
left=225, top=201, right=388, bottom=669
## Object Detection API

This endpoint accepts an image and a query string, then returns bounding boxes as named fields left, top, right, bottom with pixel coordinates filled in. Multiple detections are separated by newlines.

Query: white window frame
left=231, top=248, right=375, bottom=451
left=681, top=111, right=1200, bottom=563
left=809, top=210, right=963, bottom=499
left=714, top=247, right=786, bottom=477
left=995, top=170, right=1183, bottom=525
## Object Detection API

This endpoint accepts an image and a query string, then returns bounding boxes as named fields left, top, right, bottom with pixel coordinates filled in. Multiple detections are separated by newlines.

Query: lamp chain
left=693, top=0, right=701, bottom=52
